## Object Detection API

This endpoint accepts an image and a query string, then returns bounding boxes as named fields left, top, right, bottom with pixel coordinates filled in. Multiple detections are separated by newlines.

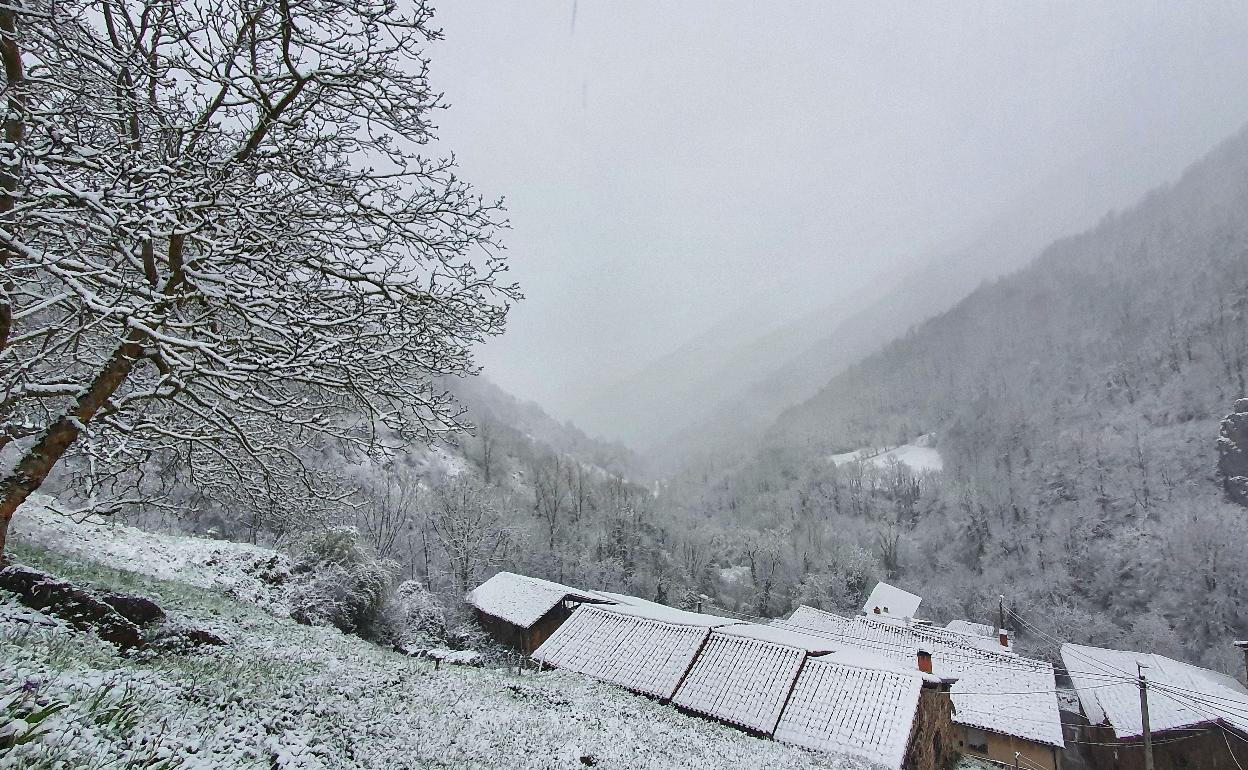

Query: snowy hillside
left=1, top=504, right=874, bottom=770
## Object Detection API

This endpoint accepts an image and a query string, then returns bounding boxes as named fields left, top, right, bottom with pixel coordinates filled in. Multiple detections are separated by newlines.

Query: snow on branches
left=0, top=0, right=518, bottom=554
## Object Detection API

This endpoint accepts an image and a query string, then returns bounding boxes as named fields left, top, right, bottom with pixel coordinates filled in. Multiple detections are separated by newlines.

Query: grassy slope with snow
left=1, top=502, right=875, bottom=770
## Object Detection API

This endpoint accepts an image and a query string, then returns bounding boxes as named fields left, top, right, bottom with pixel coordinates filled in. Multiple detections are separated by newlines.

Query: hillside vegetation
left=1, top=508, right=868, bottom=770
left=660, top=125, right=1248, bottom=674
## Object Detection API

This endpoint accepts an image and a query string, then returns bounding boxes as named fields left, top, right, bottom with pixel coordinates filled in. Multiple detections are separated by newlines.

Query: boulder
left=149, top=626, right=228, bottom=651
left=100, top=592, right=167, bottom=626
left=0, top=566, right=143, bottom=649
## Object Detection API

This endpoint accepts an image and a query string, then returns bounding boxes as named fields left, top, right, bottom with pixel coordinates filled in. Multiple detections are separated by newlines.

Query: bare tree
left=357, top=481, right=419, bottom=560
left=429, top=477, right=515, bottom=595
left=0, top=0, right=518, bottom=559
left=531, top=453, right=565, bottom=555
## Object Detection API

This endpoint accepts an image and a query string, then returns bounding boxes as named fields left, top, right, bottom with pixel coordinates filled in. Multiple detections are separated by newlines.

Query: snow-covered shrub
left=380, top=580, right=450, bottom=652
left=288, top=527, right=395, bottom=637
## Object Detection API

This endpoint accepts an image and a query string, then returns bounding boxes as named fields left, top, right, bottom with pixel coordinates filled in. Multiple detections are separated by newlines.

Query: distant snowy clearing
left=829, top=434, right=943, bottom=473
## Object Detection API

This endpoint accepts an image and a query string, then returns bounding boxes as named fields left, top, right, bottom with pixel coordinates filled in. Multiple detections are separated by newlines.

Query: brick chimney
left=917, top=648, right=933, bottom=674
left=999, top=629, right=1009, bottom=648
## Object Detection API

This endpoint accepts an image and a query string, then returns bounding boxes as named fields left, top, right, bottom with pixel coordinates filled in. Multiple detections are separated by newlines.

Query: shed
left=466, top=571, right=614, bottom=654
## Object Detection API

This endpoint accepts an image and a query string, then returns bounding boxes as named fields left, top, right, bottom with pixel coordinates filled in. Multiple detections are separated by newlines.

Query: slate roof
left=774, top=656, right=924, bottom=769
left=532, top=604, right=720, bottom=699
left=1061, top=643, right=1248, bottom=738
left=671, top=630, right=808, bottom=735
left=466, top=571, right=612, bottom=629
left=784, top=606, right=1064, bottom=747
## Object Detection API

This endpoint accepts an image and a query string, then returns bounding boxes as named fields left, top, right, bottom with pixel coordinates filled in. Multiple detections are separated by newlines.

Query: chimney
left=917, top=648, right=933, bottom=674
left=999, top=629, right=1009, bottom=648
left=873, top=606, right=881, bottom=614
left=1235, top=641, right=1248, bottom=684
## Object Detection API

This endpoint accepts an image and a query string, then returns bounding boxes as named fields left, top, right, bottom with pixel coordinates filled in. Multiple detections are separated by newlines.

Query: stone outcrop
left=0, top=566, right=143, bottom=649
left=0, top=565, right=224, bottom=651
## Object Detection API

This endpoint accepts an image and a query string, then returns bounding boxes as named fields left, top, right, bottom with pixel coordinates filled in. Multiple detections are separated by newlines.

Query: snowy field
left=1, top=504, right=878, bottom=770
left=829, top=434, right=943, bottom=474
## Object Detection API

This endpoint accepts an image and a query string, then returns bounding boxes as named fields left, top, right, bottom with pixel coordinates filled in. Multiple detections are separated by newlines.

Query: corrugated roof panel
left=1061, top=643, right=1248, bottom=738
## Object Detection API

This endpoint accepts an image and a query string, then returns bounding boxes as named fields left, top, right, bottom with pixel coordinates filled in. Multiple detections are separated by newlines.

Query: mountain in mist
left=573, top=132, right=1229, bottom=467
left=664, top=121, right=1248, bottom=673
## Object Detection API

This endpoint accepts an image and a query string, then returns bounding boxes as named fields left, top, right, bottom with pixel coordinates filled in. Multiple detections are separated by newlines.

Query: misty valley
left=2, top=2, right=1248, bottom=769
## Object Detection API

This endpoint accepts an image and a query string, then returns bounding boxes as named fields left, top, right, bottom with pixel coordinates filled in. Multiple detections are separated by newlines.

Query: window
left=965, top=727, right=989, bottom=754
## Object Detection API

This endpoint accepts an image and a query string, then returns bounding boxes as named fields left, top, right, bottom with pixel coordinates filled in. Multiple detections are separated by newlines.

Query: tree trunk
left=0, top=337, right=144, bottom=561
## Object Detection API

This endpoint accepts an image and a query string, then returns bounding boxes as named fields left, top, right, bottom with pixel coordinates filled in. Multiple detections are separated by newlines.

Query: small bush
left=288, top=527, right=394, bottom=637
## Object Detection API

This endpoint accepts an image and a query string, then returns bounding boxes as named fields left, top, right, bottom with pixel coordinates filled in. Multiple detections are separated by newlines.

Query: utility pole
left=998, top=594, right=1009, bottom=648
left=1013, top=751, right=1020, bottom=770
left=1138, top=662, right=1155, bottom=770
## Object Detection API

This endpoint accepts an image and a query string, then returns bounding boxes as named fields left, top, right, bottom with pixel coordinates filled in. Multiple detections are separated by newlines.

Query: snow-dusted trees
left=0, top=0, right=517, bottom=558
left=429, top=477, right=516, bottom=595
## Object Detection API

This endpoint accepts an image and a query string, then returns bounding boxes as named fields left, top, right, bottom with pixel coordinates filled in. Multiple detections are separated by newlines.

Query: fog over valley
left=431, top=1, right=1248, bottom=452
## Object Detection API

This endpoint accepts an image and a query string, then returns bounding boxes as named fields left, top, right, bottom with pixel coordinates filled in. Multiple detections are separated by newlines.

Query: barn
left=465, top=571, right=615, bottom=655
left=1061, top=642, right=1248, bottom=770
left=783, top=606, right=1065, bottom=770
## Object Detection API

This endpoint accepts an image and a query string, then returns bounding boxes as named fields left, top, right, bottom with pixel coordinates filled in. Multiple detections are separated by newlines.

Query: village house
left=784, top=605, right=1066, bottom=770
left=1061, top=642, right=1248, bottom=770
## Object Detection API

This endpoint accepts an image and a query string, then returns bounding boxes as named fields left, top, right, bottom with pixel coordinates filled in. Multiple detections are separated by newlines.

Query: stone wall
left=904, top=685, right=962, bottom=770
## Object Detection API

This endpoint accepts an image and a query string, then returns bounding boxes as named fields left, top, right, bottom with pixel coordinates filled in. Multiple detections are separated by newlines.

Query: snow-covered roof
left=466, top=572, right=612, bottom=629
left=717, top=623, right=838, bottom=653
left=671, top=630, right=807, bottom=735
left=945, top=619, right=1012, bottom=646
left=862, top=582, right=922, bottom=619
left=533, top=605, right=714, bottom=699
left=531, top=595, right=938, bottom=767
left=1061, top=643, right=1248, bottom=738
left=785, top=606, right=1063, bottom=747
left=592, top=593, right=738, bottom=627
left=774, top=657, right=924, bottom=770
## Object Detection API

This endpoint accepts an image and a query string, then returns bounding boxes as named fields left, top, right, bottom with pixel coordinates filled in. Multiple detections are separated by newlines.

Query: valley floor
left=1, top=504, right=879, bottom=770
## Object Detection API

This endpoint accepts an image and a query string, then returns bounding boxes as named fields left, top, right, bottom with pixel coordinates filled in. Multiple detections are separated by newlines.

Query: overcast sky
left=428, top=1, right=1248, bottom=426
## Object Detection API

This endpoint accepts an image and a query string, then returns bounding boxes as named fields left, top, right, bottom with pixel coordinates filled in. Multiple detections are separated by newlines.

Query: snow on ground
left=9, top=494, right=293, bottom=615
left=2, top=505, right=876, bottom=770
left=829, top=434, right=943, bottom=473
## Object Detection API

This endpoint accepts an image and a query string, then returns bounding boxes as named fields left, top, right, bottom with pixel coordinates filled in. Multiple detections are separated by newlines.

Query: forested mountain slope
left=667, top=124, right=1248, bottom=675
left=643, top=132, right=1225, bottom=470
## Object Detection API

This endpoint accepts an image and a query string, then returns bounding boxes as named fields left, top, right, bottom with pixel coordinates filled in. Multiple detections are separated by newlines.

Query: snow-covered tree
left=0, top=0, right=517, bottom=558
left=429, top=477, right=516, bottom=595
